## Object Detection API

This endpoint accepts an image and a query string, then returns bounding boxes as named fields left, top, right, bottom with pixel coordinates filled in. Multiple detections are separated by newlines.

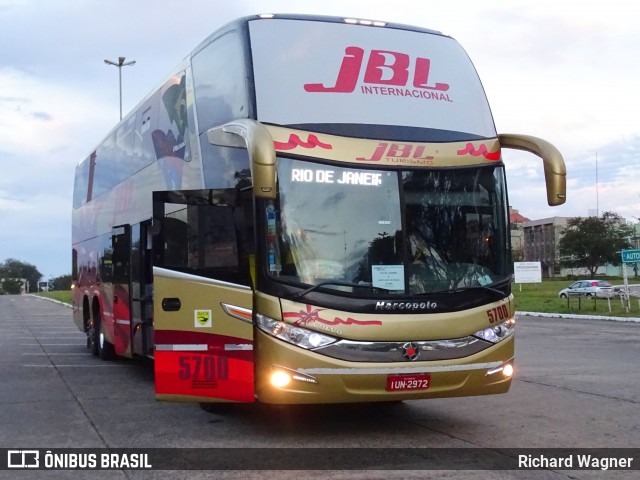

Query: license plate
left=386, top=373, right=431, bottom=392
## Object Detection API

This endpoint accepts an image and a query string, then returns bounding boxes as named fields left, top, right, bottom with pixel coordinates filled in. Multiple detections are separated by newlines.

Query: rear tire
left=88, top=318, right=99, bottom=356
left=98, top=316, right=115, bottom=361
left=91, top=306, right=115, bottom=361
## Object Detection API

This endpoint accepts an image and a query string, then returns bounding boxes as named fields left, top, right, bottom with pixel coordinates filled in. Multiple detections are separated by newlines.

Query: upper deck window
left=192, top=30, right=250, bottom=134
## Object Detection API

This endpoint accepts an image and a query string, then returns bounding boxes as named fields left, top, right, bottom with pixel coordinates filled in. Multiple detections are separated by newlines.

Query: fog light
left=503, top=363, right=514, bottom=378
left=270, top=371, right=291, bottom=388
left=486, top=361, right=514, bottom=377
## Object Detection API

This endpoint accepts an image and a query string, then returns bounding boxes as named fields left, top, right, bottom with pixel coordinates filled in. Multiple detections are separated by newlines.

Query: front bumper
left=255, top=330, right=514, bottom=404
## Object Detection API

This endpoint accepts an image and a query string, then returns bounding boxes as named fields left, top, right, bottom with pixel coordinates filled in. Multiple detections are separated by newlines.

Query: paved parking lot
left=1, top=294, right=639, bottom=479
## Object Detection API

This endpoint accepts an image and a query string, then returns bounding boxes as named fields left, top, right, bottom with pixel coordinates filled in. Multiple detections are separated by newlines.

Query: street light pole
left=588, top=150, right=599, bottom=217
left=595, top=150, right=599, bottom=217
left=104, top=56, right=136, bottom=120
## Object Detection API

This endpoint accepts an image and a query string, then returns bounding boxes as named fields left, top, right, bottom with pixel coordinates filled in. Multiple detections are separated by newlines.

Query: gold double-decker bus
left=72, top=14, right=566, bottom=405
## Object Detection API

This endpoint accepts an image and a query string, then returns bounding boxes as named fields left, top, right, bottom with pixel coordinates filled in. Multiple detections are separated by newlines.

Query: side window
left=198, top=206, right=239, bottom=269
left=72, top=249, right=78, bottom=281
left=154, top=190, right=255, bottom=286
left=151, top=73, right=191, bottom=190
left=133, top=99, right=159, bottom=171
left=114, top=116, right=136, bottom=179
left=98, top=234, right=113, bottom=283
left=161, top=204, right=237, bottom=270
left=73, top=156, right=90, bottom=208
left=92, top=133, right=117, bottom=197
left=155, top=73, right=189, bottom=161
left=163, top=204, right=239, bottom=270
left=192, top=29, right=249, bottom=133
left=112, top=226, right=131, bottom=285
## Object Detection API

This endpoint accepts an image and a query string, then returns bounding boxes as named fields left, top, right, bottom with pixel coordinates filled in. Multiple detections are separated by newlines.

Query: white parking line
left=39, top=331, right=83, bottom=334
left=31, top=337, right=85, bottom=340
left=23, top=364, right=130, bottom=368
left=23, top=353, right=93, bottom=356
left=29, top=327, right=78, bottom=329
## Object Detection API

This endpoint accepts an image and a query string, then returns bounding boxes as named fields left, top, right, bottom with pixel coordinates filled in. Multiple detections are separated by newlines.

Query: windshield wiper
left=291, top=281, right=392, bottom=301
left=447, top=284, right=507, bottom=299
left=417, top=278, right=510, bottom=299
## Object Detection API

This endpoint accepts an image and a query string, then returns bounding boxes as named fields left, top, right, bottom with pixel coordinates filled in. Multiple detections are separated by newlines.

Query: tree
left=559, top=212, right=633, bottom=278
left=1, top=278, right=24, bottom=294
left=0, top=258, right=42, bottom=293
left=51, top=274, right=72, bottom=291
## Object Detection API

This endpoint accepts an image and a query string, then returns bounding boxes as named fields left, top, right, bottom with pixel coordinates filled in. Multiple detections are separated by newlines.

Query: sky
left=1, top=0, right=639, bottom=279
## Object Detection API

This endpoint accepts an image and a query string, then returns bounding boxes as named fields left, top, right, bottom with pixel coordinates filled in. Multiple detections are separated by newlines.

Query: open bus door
left=152, top=190, right=255, bottom=403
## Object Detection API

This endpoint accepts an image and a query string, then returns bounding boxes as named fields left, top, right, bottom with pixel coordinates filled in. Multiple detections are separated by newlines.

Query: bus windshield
left=266, top=158, right=510, bottom=296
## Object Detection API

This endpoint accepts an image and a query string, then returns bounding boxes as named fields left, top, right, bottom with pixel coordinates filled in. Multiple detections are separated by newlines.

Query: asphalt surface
left=1, top=294, right=639, bottom=479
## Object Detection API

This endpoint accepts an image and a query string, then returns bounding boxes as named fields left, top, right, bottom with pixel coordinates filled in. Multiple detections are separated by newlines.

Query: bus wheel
left=88, top=318, right=99, bottom=356
left=96, top=315, right=115, bottom=361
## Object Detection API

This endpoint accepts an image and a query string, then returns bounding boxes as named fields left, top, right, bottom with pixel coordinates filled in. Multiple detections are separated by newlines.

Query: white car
left=558, top=280, right=615, bottom=298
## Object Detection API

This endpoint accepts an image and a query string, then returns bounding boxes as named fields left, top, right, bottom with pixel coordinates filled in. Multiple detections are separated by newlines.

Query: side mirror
left=499, top=134, right=567, bottom=206
left=207, top=119, right=276, bottom=200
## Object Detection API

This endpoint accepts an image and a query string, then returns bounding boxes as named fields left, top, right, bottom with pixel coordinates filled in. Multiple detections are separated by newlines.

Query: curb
left=29, top=294, right=73, bottom=309
left=516, top=311, right=640, bottom=323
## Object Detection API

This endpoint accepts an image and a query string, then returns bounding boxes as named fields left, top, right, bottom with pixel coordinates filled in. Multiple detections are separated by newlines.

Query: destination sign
left=291, top=168, right=383, bottom=186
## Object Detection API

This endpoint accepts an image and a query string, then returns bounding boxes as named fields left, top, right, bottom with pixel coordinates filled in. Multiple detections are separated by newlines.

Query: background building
left=509, top=207, right=529, bottom=262
left=516, top=213, right=640, bottom=279
left=522, top=217, right=569, bottom=278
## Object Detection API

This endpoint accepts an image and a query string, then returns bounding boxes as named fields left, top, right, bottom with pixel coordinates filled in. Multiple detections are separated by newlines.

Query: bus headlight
left=256, top=313, right=338, bottom=349
left=473, top=318, right=515, bottom=343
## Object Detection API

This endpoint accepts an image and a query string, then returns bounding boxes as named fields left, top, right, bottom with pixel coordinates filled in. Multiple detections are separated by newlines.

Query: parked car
left=613, top=284, right=640, bottom=297
left=558, top=280, right=615, bottom=298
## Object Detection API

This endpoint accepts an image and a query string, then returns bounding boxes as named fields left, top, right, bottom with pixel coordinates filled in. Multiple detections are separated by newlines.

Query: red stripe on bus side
left=154, top=330, right=253, bottom=361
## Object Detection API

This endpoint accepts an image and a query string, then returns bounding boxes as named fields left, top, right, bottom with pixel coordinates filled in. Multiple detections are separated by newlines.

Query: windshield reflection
left=267, top=158, right=509, bottom=296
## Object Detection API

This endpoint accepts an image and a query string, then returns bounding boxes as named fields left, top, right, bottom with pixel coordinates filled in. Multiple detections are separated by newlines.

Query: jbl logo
left=304, top=47, right=449, bottom=93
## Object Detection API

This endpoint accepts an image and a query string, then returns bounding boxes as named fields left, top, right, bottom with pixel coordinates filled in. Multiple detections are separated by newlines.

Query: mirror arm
left=207, top=119, right=276, bottom=199
left=499, top=133, right=567, bottom=206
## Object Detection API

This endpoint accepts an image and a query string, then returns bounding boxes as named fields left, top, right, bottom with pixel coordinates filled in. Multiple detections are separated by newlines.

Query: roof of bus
left=192, top=13, right=447, bottom=57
